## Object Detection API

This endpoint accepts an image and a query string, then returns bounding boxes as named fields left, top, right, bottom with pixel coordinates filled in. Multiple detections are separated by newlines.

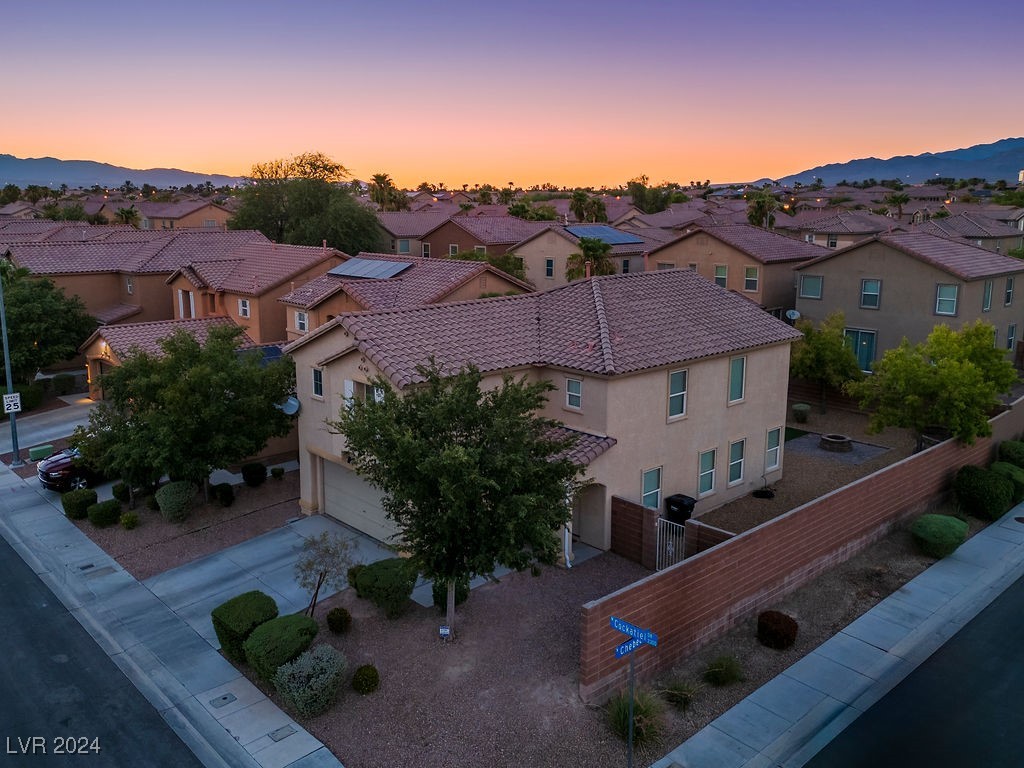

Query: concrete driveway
left=0, top=394, right=96, bottom=455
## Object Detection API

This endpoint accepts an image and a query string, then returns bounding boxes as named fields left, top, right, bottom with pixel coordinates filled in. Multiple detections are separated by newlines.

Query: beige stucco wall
left=510, top=230, right=575, bottom=288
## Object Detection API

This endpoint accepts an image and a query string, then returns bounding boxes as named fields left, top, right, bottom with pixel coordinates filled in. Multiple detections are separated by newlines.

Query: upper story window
left=657, top=262, right=675, bottom=271
left=449, top=244, right=459, bottom=256
left=728, top=356, right=746, bottom=404
left=827, top=234, right=838, bottom=248
left=804, top=233, right=816, bottom=244
left=421, top=242, right=431, bottom=258
left=799, top=274, right=823, bottom=299
left=744, top=266, right=758, bottom=292
left=1006, top=276, right=1015, bottom=306
left=641, top=467, right=662, bottom=509
left=203, top=219, right=217, bottom=228
left=545, top=258, right=554, bottom=279
left=935, top=284, right=958, bottom=316
left=397, top=239, right=410, bottom=254
left=126, top=276, right=134, bottom=295
left=860, top=279, right=881, bottom=309
left=348, top=380, right=385, bottom=403
left=178, top=289, right=195, bottom=319
left=565, top=378, right=582, bottom=409
left=668, top=369, right=687, bottom=419
left=296, top=311, right=308, bottom=333
left=474, top=245, right=486, bottom=255
left=238, top=298, right=251, bottom=318
left=621, top=258, right=630, bottom=274
left=983, top=280, right=993, bottom=312
left=311, top=368, right=323, bottom=398
left=714, top=265, right=727, bottom=287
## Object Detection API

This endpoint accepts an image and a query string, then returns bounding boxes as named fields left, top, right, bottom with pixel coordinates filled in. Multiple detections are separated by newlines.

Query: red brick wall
left=579, top=405, right=1021, bottom=703
left=610, top=496, right=659, bottom=570
left=683, top=519, right=735, bottom=558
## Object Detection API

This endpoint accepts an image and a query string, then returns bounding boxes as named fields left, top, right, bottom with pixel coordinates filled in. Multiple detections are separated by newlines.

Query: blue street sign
left=610, top=615, right=658, bottom=649
left=615, top=637, right=644, bottom=658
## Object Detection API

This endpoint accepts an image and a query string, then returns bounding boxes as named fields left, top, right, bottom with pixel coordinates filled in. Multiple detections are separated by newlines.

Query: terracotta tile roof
left=170, top=242, right=341, bottom=296
left=549, top=426, right=617, bottom=467
left=630, top=204, right=709, bottom=229
left=661, top=224, right=825, bottom=264
left=136, top=199, right=227, bottom=219
left=511, top=225, right=679, bottom=257
left=437, top=215, right=551, bottom=245
left=0, top=220, right=151, bottom=244
left=289, top=270, right=800, bottom=387
left=790, top=210, right=900, bottom=235
left=86, top=316, right=250, bottom=358
left=93, top=303, right=143, bottom=324
left=914, top=213, right=1023, bottom=239
left=376, top=211, right=454, bottom=238
left=944, top=203, right=1024, bottom=221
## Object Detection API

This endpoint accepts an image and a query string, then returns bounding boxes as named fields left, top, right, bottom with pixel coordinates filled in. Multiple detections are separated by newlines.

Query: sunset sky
left=7, top=0, right=1021, bottom=188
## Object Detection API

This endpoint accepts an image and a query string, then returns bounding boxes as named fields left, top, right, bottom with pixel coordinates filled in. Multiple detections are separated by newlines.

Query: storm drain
left=209, top=693, right=237, bottom=709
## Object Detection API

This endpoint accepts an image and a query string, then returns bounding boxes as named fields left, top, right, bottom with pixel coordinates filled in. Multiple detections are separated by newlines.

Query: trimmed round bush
left=241, top=462, right=267, bottom=487
left=87, top=499, right=122, bottom=528
left=243, top=614, right=319, bottom=682
left=211, top=590, right=280, bottom=663
left=111, top=481, right=130, bottom=503
left=431, top=577, right=470, bottom=612
left=61, top=488, right=97, bottom=520
left=354, top=558, right=416, bottom=619
left=911, top=514, right=969, bottom=559
left=351, top=664, right=380, bottom=695
left=757, top=610, right=799, bottom=650
left=953, top=465, right=1013, bottom=521
left=213, top=482, right=235, bottom=507
left=991, top=461, right=1024, bottom=503
left=607, top=687, right=665, bottom=747
left=703, top=655, right=744, bottom=686
left=155, top=480, right=196, bottom=523
left=326, top=606, right=352, bottom=635
left=998, top=440, right=1024, bottom=469
left=120, top=511, right=140, bottom=530
left=275, top=645, right=347, bottom=718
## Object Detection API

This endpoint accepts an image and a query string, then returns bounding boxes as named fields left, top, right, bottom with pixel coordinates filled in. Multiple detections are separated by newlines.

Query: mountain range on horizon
left=1, top=138, right=1023, bottom=191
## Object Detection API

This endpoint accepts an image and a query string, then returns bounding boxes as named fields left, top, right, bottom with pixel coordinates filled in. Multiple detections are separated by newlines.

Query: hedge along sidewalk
left=0, top=462, right=342, bottom=768
left=653, top=504, right=1024, bottom=768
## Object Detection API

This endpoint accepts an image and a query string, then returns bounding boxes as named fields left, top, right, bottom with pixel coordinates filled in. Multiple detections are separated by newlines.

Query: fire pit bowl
left=819, top=433, right=853, bottom=452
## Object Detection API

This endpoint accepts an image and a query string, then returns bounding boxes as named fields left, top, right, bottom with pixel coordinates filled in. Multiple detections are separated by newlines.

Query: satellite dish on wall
left=785, top=309, right=801, bottom=321
left=276, top=396, right=301, bottom=416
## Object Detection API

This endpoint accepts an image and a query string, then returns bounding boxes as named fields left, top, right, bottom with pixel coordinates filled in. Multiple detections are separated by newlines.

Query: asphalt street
left=804, top=572, right=1024, bottom=768
left=0, top=535, right=203, bottom=767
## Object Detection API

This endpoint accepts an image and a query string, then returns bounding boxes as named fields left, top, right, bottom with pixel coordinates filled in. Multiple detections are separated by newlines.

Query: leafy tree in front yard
left=845, top=321, right=1018, bottom=448
left=788, top=311, right=863, bottom=412
left=295, top=532, right=356, bottom=616
left=329, top=361, right=586, bottom=638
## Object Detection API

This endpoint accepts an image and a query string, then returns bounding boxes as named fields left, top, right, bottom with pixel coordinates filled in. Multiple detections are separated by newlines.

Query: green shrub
left=211, top=590, right=280, bottom=663
left=703, top=655, right=744, bottom=686
left=120, top=511, right=140, bottom=530
left=998, top=440, right=1024, bottom=469
left=757, top=610, right=799, bottom=650
left=111, top=481, right=130, bottom=503
left=431, top=577, right=470, bottom=612
left=241, top=462, right=267, bottom=487
left=87, top=499, right=121, bottom=528
left=10, top=383, right=44, bottom=412
left=351, top=664, right=380, bottom=695
left=606, top=688, right=665, bottom=747
left=52, top=373, right=76, bottom=396
left=660, top=679, right=702, bottom=711
left=991, top=461, right=1024, bottom=503
left=953, top=465, right=1013, bottom=521
left=145, top=493, right=160, bottom=511
left=61, top=488, right=97, bottom=520
left=354, top=558, right=416, bottom=618
left=271, top=466, right=285, bottom=480
left=326, top=606, right=352, bottom=635
left=213, top=482, right=235, bottom=507
left=274, top=644, right=347, bottom=717
left=347, top=564, right=366, bottom=592
left=155, top=480, right=195, bottom=523
left=911, top=514, right=969, bottom=559
left=243, top=614, right=319, bottom=682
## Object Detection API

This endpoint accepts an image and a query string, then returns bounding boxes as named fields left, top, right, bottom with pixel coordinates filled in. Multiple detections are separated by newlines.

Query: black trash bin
left=664, top=494, right=696, bottom=524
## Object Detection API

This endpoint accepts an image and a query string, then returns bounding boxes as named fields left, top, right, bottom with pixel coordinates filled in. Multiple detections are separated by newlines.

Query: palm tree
left=885, top=192, right=910, bottom=220
left=570, top=190, right=590, bottom=222
left=115, top=205, right=140, bottom=228
left=369, top=173, right=394, bottom=208
left=566, top=237, right=616, bottom=281
left=746, top=191, right=778, bottom=229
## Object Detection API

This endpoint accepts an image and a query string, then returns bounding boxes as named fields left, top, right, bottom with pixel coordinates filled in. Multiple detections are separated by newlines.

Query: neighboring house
left=165, top=241, right=346, bottom=343
left=421, top=215, right=550, bottom=257
left=278, top=252, right=533, bottom=341
left=100, top=199, right=232, bottom=230
left=283, top=270, right=800, bottom=549
left=509, top=224, right=679, bottom=288
left=0, top=201, right=41, bottom=218
left=915, top=213, right=1024, bottom=254
left=942, top=203, right=1024, bottom=233
left=645, top=224, right=826, bottom=316
left=775, top=210, right=900, bottom=250
left=794, top=231, right=1024, bottom=371
left=375, top=210, right=454, bottom=257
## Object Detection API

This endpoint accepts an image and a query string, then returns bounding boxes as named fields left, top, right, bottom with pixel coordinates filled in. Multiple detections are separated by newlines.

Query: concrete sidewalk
left=652, top=507, right=1024, bottom=768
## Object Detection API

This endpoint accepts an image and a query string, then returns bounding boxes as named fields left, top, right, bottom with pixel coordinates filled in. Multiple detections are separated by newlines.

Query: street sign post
left=610, top=616, right=658, bottom=768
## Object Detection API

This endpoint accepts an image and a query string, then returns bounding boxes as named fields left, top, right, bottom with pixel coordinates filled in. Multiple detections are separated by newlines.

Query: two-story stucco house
left=284, top=270, right=800, bottom=550
left=794, top=231, right=1024, bottom=371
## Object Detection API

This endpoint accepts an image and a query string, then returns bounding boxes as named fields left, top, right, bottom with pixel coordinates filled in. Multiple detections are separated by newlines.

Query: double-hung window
left=238, top=298, right=250, bottom=318
left=1006, top=277, right=1015, bottom=306
left=1008, top=324, right=1017, bottom=351
left=668, top=369, right=687, bottom=419
left=565, top=378, right=582, bottom=409
left=744, top=267, right=758, bottom=291
left=449, top=244, right=459, bottom=256
left=728, top=357, right=745, bottom=403
left=421, top=242, right=431, bottom=258
left=714, top=265, right=727, bottom=287
left=698, top=449, right=716, bottom=496
left=641, top=467, right=662, bottom=509
left=935, top=284, right=958, bottom=316
left=296, top=311, right=308, bottom=332
left=860, top=279, right=881, bottom=309
left=983, top=280, right=993, bottom=312
left=545, top=258, right=555, bottom=279
left=311, top=368, right=323, bottom=398
left=728, top=440, right=745, bottom=485
left=765, top=427, right=781, bottom=471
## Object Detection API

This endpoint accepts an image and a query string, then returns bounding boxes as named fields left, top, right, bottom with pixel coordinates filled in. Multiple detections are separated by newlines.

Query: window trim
left=311, top=368, right=324, bottom=399
left=728, top=356, right=746, bottom=404
left=641, top=466, right=662, bottom=509
left=397, top=239, right=410, bottom=254
left=714, top=264, right=728, bottom=288
left=698, top=448, right=716, bottom=497
left=449, top=244, right=459, bottom=256
left=826, top=233, right=838, bottom=248
left=667, top=369, right=687, bottom=419
left=765, top=427, right=781, bottom=471
left=544, top=258, right=555, bottom=279
left=565, top=377, right=582, bottom=409
left=421, top=242, right=431, bottom=258
left=728, top=439, right=745, bottom=486
left=473, top=245, right=486, bottom=255
left=935, top=283, right=958, bottom=316
left=296, top=310, right=308, bottom=333
left=860, top=278, right=881, bottom=309
left=798, top=274, right=823, bottom=299
left=744, top=266, right=758, bottom=292
left=238, top=298, right=251, bottom=318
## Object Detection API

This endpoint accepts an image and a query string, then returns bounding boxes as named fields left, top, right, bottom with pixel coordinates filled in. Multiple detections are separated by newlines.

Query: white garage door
left=322, top=460, right=398, bottom=544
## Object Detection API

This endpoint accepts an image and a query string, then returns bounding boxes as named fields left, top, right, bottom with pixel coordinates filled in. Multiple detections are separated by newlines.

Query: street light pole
left=0, top=268, right=23, bottom=467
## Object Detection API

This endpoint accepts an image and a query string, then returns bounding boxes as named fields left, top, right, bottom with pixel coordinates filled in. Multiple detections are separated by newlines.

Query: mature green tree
left=0, top=263, right=96, bottom=384
left=845, top=321, right=1018, bottom=448
left=789, top=312, right=863, bottom=412
left=497, top=187, right=516, bottom=205
left=40, top=202, right=90, bottom=222
left=566, top=237, right=615, bottom=281
left=115, top=205, right=140, bottom=227
left=884, top=192, right=910, bottom=219
left=746, top=191, right=778, bottom=228
left=369, top=172, right=409, bottom=212
left=23, top=185, right=48, bottom=204
left=330, top=362, right=585, bottom=636
left=1, top=184, right=21, bottom=204
left=507, top=201, right=558, bottom=221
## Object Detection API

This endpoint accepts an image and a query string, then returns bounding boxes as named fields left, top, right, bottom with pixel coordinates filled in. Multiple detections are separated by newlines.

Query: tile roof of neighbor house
left=376, top=211, right=455, bottom=238
left=789, top=210, right=901, bottom=235
left=136, top=199, right=228, bottom=219
left=286, top=269, right=800, bottom=387
left=278, top=252, right=531, bottom=310
left=170, top=242, right=342, bottom=296
left=428, top=215, right=551, bottom=246
left=629, top=204, right=710, bottom=229
left=944, top=203, right=1024, bottom=221
left=0, top=219, right=151, bottom=244
left=83, top=316, right=251, bottom=359
left=797, top=231, right=1024, bottom=280
left=915, top=213, right=1023, bottom=239
left=511, top=224, right=681, bottom=257
left=656, top=224, right=827, bottom=263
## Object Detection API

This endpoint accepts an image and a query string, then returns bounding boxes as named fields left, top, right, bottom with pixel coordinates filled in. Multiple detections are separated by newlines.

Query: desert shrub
left=274, top=644, right=347, bottom=718
left=271, top=466, right=285, bottom=480
left=213, top=482, right=235, bottom=507
left=241, top=462, right=267, bottom=487
left=354, top=558, right=416, bottom=618
left=111, top=481, right=130, bottom=503
left=998, top=440, right=1024, bottom=469
left=703, top=655, right=744, bottom=686
left=211, top=590, right=279, bottom=663
left=351, top=664, right=380, bottom=695
left=347, top=564, right=366, bottom=592
left=243, top=614, right=319, bottom=682
left=606, top=688, right=665, bottom=747
left=61, top=488, right=97, bottom=520
left=911, top=514, right=969, bottom=559
left=660, top=679, right=702, bottom=711
left=52, top=373, right=76, bottom=396
left=757, top=610, right=799, bottom=650
left=991, top=461, right=1024, bottom=503
left=87, top=499, right=121, bottom=528
left=155, top=480, right=195, bottom=523
left=431, top=577, right=470, bottom=612
left=326, top=606, right=352, bottom=635
left=120, top=511, right=140, bottom=530
left=953, top=465, right=1013, bottom=521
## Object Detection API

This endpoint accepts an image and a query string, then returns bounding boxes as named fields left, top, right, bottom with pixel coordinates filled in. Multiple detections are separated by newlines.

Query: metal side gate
left=656, top=517, right=686, bottom=570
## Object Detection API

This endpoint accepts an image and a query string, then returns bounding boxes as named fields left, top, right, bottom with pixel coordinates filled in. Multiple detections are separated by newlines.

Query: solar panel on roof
left=329, top=258, right=413, bottom=279
left=564, top=225, right=644, bottom=245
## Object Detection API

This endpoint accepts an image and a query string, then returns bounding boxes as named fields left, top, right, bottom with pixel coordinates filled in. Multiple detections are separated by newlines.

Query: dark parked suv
left=37, top=448, right=96, bottom=492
